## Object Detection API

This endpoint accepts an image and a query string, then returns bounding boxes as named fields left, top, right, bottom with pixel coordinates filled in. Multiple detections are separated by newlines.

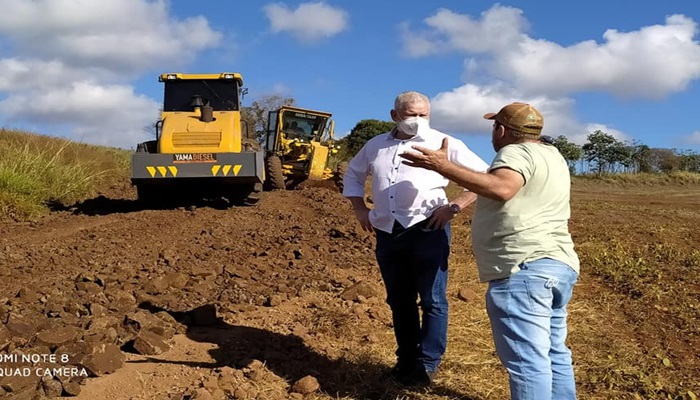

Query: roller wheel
left=136, top=184, right=160, bottom=208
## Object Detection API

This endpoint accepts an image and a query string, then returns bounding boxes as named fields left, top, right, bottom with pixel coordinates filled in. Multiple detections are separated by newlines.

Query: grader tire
left=334, top=161, right=348, bottom=193
left=265, top=156, right=286, bottom=191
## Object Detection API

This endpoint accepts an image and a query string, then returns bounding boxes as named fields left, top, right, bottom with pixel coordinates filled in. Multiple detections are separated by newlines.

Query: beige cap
left=484, top=102, right=544, bottom=135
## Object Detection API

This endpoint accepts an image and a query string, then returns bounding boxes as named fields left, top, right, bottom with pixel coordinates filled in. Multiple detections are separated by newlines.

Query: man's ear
left=390, top=110, right=398, bottom=122
left=497, top=125, right=507, bottom=139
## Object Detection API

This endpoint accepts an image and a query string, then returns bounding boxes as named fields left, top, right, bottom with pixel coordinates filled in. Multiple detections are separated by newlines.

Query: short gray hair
left=394, top=91, right=430, bottom=112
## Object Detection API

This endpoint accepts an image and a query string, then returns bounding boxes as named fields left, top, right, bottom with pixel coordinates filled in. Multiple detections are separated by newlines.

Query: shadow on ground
left=132, top=303, right=477, bottom=400
left=47, top=195, right=246, bottom=216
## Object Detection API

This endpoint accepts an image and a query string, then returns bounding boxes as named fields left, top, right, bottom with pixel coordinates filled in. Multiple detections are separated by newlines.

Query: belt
left=391, top=218, right=432, bottom=238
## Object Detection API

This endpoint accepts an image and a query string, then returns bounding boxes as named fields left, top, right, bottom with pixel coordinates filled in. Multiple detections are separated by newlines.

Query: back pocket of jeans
left=524, top=278, right=554, bottom=315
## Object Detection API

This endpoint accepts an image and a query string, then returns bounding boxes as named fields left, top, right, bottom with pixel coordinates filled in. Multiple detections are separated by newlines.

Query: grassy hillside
left=0, top=128, right=131, bottom=221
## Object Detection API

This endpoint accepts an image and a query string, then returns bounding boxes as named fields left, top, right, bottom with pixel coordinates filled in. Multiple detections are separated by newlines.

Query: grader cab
left=263, top=106, right=339, bottom=190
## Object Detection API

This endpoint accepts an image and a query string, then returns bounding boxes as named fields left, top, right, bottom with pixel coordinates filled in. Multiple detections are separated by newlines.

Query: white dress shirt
left=343, top=128, right=489, bottom=233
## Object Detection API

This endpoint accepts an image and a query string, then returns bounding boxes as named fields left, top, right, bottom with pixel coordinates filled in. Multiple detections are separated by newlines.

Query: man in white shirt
left=342, top=91, right=489, bottom=386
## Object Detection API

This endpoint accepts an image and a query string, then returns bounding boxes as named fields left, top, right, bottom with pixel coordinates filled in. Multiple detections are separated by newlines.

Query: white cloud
left=263, top=2, right=349, bottom=43
left=428, top=82, right=628, bottom=146
left=0, top=0, right=224, bottom=147
left=0, top=58, right=116, bottom=92
left=0, top=0, right=221, bottom=73
left=683, top=131, right=700, bottom=145
left=400, top=6, right=528, bottom=57
left=0, top=82, right=159, bottom=148
left=401, top=6, right=700, bottom=99
left=501, top=15, right=700, bottom=98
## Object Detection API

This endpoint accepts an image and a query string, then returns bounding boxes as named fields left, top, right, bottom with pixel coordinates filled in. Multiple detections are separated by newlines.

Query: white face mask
left=397, top=116, right=430, bottom=136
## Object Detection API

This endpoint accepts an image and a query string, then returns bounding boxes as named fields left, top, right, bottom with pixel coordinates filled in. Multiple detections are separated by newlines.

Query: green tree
left=241, top=95, right=296, bottom=140
left=338, top=119, right=395, bottom=160
left=678, top=149, right=700, bottom=172
left=552, top=135, right=582, bottom=174
left=648, top=148, right=680, bottom=173
left=609, top=141, right=634, bottom=173
left=631, top=143, right=652, bottom=173
left=582, top=130, right=620, bottom=175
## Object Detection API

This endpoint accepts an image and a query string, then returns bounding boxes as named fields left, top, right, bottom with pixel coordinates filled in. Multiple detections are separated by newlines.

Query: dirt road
left=3, top=180, right=699, bottom=400
left=0, top=182, right=412, bottom=399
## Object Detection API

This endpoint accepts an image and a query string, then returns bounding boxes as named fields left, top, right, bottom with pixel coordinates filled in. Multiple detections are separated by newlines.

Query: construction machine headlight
left=223, top=74, right=234, bottom=79
left=166, top=74, right=178, bottom=80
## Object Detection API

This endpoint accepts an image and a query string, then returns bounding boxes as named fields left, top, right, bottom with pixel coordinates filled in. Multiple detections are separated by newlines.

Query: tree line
left=550, top=130, right=700, bottom=175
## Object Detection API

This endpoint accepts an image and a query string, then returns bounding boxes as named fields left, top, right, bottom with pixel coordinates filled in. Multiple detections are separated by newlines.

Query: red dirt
left=0, top=181, right=399, bottom=399
left=1, top=179, right=699, bottom=399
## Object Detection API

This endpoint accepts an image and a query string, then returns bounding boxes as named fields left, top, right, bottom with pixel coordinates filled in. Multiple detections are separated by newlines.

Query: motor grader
left=263, top=105, right=339, bottom=190
left=130, top=72, right=264, bottom=205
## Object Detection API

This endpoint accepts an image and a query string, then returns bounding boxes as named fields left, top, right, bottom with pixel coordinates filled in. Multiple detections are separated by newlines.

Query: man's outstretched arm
left=400, top=138, right=524, bottom=201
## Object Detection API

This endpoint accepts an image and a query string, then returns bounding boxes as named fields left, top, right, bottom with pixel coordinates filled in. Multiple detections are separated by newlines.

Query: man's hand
left=348, top=197, right=373, bottom=232
left=426, top=205, right=454, bottom=230
left=353, top=207, right=373, bottom=232
left=399, top=137, right=450, bottom=172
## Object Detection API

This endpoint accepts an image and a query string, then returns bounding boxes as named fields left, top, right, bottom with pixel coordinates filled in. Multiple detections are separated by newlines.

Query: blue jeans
left=375, top=222, right=450, bottom=373
left=486, top=258, right=579, bottom=400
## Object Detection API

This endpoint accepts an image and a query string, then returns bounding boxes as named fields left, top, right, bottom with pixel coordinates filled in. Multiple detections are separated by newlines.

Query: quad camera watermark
left=0, top=353, right=88, bottom=378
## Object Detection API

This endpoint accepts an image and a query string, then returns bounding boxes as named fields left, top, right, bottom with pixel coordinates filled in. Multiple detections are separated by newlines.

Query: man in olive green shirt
left=399, top=102, right=580, bottom=400
left=471, top=138, right=579, bottom=282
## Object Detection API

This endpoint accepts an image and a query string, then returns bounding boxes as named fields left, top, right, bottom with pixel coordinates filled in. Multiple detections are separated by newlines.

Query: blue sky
left=0, top=0, right=699, bottom=161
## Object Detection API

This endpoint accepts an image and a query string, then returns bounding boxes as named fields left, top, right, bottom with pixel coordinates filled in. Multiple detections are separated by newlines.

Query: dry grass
left=307, top=179, right=700, bottom=399
left=0, top=128, right=130, bottom=220
left=568, top=180, right=700, bottom=400
left=574, top=172, right=700, bottom=186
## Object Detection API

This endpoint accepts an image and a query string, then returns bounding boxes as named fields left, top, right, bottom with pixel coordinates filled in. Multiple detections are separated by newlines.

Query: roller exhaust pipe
left=200, top=105, right=214, bottom=122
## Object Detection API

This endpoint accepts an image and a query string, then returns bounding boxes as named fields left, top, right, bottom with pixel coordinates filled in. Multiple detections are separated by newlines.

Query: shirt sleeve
left=342, top=143, right=371, bottom=198
left=490, top=144, right=535, bottom=183
left=447, top=136, right=490, bottom=172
